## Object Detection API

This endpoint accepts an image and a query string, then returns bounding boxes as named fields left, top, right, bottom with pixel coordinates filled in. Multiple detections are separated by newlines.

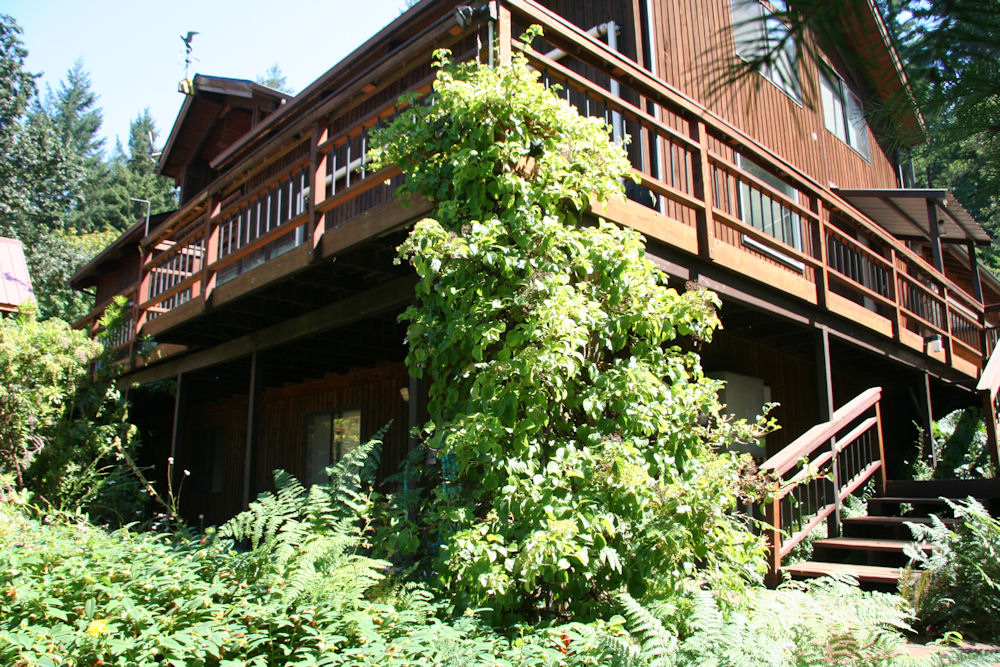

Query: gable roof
left=158, top=74, right=290, bottom=183
left=0, top=237, right=34, bottom=313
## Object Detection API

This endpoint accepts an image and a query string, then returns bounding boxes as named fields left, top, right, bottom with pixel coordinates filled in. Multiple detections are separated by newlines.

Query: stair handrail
left=975, top=341, right=1000, bottom=474
left=760, top=386, right=885, bottom=585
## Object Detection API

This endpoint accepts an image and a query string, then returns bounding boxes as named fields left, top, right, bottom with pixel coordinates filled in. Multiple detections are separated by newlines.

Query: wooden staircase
left=760, top=383, right=1000, bottom=588
left=785, top=494, right=960, bottom=589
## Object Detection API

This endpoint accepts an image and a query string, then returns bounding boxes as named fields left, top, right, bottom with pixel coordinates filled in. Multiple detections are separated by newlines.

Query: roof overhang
left=839, top=0, right=925, bottom=143
left=836, top=188, right=991, bottom=246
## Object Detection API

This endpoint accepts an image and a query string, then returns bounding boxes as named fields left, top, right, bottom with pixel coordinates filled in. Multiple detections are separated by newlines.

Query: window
left=304, top=408, right=362, bottom=485
left=731, top=0, right=801, bottom=102
left=736, top=153, right=806, bottom=271
left=820, top=67, right=871, bottom=159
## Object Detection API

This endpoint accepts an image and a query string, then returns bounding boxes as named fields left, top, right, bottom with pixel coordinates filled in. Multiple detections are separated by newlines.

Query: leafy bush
left=0, top=434, right=589, bottom=666
left=0, top=301, right=143, bottom=522
left=0, top=307, right=100, bottom=493
left=902, top=498, right=1000, bottom=642
left=370, top=36, right=769, bottom=620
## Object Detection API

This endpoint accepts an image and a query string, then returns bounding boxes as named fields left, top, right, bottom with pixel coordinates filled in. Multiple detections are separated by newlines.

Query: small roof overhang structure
left=158, top=74, right=290, bottom=183
left=0, top=237, right=34, bottom=313
left=835, top=188, right=991, bottom=247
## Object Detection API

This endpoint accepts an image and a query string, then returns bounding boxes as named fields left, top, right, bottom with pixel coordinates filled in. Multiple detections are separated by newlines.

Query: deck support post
left=926, top=199, right=944, bottom=274
left=169, top=372, right=184, bottom=464
left=918, top=371, right=936, bottom=467
left=815, top=327, right=840, bottom=537
left=242, top=350, right=263, bottom=508
left=308, top=121, right=330, bottom=260
left=202, top=195, right=221, bottom=303
left=692, top=121, right=713, bottom=261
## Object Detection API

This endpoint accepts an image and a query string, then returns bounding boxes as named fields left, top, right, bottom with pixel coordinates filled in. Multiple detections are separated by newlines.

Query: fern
left=218, top=429, right=390, bottom=607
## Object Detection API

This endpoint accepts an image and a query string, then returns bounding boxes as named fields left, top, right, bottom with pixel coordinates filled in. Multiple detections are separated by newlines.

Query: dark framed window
left=304, top=408, right=362, bottom=485
left=731, top=0, right=801, bottom=102
left=820, top=67, right=871, bottom=160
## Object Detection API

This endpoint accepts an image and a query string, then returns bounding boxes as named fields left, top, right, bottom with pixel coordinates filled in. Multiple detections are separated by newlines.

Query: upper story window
left=820, top=67, right=871, bottom=160
left=731, top=0, right=801, bottom=102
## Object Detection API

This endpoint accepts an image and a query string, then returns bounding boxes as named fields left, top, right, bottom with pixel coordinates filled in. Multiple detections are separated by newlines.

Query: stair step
left=871, top=496, right=966, bottom=505
left=841, top=515, right=956, bottom=527
left=811, top=537, right=932, bottom=553
left=785, top=560, right=904, bottom=585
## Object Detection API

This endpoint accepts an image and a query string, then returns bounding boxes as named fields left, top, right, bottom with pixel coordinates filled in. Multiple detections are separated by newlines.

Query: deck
left=77, top=0, right=996, bottom=382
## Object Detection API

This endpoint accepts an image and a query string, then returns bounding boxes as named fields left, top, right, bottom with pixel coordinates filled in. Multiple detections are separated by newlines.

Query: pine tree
left=256, top=63, right=293, bottom=94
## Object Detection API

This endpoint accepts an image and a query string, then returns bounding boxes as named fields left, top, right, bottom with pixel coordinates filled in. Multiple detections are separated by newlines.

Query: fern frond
left=617, top=592, right=677, bottom=666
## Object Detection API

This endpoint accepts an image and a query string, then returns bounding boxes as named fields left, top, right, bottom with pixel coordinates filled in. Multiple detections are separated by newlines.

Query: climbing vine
left=370, top=34, right=769, bottom=619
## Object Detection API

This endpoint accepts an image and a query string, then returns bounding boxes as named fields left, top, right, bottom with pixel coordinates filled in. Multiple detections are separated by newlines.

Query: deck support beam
left=123, top=276, right=415, bottom=385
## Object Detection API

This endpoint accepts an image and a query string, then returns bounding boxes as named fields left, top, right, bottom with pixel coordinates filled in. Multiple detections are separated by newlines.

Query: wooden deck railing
left=759, top=387, right=886, bottom=586
left=504, top=0, right=990, bottom=372
left=76, top=286, right=139, bottom=363
left=110, top=0, right=989, bottom=379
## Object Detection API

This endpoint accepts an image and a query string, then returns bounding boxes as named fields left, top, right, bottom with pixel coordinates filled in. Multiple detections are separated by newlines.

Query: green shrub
left=0, top=300, right=144, bottom=522
left=370, top=35, right=770, bottom=621
left=902, top=498, right=1000, bottom=642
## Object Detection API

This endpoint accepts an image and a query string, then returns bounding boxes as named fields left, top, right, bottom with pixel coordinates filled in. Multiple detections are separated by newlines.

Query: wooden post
left=308, top=121, right=329, bottom=260
left=764, top=493, right=782, bottom=587
left=919, top=371, right=936, bottom=467
left=202, top=196, right=221, bottom=303
left=169, top=372, right=184, bottom=463
left=813, top=199, right=829, bottom=311
left=815, top=327, right=840, bottom=537
left=875, top=400, right=888, bottom=492
left=136, top=246, right=153, bottom=331
left=242, top=351, right=263, bottom=507
left=888, top=247, right=902, bottom=342
left=967, top=241, right=985, bottom=304
left=926, top=199, right=944, bottom=274
left=494, top=3, right=512, bottom=67
left=692, top=121, right=713, bottom=261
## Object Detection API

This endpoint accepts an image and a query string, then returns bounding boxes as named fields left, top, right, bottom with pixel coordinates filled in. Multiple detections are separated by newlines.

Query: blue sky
left=6, top=0, right=408, bottom=155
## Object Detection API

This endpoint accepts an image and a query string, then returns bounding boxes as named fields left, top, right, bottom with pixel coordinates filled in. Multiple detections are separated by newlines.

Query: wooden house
left=72, top=0, right=1000, bottom=583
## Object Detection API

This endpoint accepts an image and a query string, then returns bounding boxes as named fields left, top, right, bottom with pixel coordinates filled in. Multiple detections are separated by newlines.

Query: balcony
left=81, top=0, right=995, bottom=381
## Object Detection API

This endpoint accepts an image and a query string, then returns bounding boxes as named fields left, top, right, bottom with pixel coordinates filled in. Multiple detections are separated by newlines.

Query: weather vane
left=178, top=31, right=199, bottom=95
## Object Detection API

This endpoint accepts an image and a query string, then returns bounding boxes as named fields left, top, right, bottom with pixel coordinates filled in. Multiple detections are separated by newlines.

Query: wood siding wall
left=95, top=254, right=140, bottom=303
left=179, top=363, right=410, bottom=525
left=700, top=330, right=819, bottom=455
left=650, top=0, right=900, bottom=191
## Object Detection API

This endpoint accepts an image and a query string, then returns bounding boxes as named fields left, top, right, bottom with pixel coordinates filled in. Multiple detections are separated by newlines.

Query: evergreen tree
left=33, top=58, right=105, bottom=164
left=256, top=63, right=293, bottom=94
left=0, top=15, right=78, bottom=243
